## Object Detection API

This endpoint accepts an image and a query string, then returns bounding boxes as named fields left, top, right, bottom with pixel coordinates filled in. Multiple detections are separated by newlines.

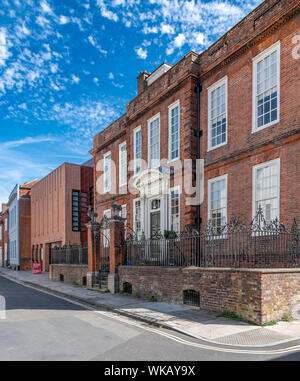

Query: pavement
left=1, top=267, right=300, bottom=348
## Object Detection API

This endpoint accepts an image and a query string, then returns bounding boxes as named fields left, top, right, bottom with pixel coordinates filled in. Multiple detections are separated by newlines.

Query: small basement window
left=123, top=282, right=132, bottom=294
left=183, top=290, right=200, bottom=307
left=59, top=274, right=64, bottom=282
left=82, top=276, right=87, bottom=286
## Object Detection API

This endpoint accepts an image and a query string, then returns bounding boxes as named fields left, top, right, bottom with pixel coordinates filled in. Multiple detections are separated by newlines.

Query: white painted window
left=170, top=186, right=180, bottom=233
left=119, top=142, right=127, bottom=187
left=208, top=174, right=227, bottom=233
left=148, top=113, right=160, bottom=169
left=133, top=127, right=142, bottom=176
left=0, top=247, right=2, bottom=260
left=103, top=151, right=111, bottom=193
left=4, top=218, right=7, bottom=232
left=253, top=159, right=280, bottom=223
left=252, top=42, right=280, bottom=132
left=103, top=209, right=111, bottom=248
left=0, top=226, right=2, bottom=241
left=168, top=101, right=180, bottom=161
left=133, top=199, right=141, bottom=239
left=208, top=76, right=227, bottom=151
left=4, top=243, right=7, bottom=260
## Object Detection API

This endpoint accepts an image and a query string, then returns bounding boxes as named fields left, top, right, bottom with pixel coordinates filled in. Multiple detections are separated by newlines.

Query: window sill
left=252, top=119, right=279, bottom=134
left=207, top=141, right=227, bottom=152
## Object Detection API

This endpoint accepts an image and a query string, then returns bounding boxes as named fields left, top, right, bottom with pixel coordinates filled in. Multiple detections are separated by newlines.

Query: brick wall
left=118, top=266, right=300, bottom=325
left=50, top=264, right=89, bottom=286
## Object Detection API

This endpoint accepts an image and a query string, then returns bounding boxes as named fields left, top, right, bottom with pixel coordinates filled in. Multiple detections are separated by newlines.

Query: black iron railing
left=51, top=243, right=88, bottom=265
left=124, top=209, right=299, bottom=269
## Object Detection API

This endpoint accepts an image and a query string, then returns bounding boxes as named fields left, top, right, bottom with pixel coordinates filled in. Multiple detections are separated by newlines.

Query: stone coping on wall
left=51, top=264, right=88, bottom=268
left=119, top=265, right=300, bottom=274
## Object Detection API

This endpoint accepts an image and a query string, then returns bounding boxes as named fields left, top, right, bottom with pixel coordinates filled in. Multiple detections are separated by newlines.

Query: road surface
left=0, top=275, right=300, bottom=361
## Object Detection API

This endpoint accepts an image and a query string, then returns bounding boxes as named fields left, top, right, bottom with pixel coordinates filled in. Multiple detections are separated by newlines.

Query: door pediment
left=133, top=168, right=169, bottom=198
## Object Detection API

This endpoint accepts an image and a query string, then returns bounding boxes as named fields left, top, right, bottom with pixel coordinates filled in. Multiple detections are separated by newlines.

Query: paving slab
left=1, top=268, right=300, bottom=347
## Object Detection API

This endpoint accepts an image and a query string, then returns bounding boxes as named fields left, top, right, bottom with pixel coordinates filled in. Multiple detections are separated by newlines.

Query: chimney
left=137, top=71, right=150, bottom=95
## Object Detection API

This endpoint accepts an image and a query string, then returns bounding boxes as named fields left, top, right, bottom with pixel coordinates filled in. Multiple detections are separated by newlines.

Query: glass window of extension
left=119, top=142, right=127, bottom=186
left=148, top=114, right=160, bottom=169
left=208, top=175, right=227, bottom=234
left=208, top=77, right=227, bottom=150
left=72, top=190, right=80, bottom=232
left=104, top=152, right=111, bottom=193
left=134, top=128, right=141, bottom=175
left=253, top=42, right=280, bottom=131
left=168, top=101, right=180, bottom=161
left=170, top=187, right=180, bottom=233
left=133, top=199, right=141, bottom=239
left=253, top=159, right=280, bottom=223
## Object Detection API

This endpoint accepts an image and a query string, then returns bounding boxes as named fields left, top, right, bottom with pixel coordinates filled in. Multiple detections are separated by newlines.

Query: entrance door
left=150, top=211, right=161, bottom=238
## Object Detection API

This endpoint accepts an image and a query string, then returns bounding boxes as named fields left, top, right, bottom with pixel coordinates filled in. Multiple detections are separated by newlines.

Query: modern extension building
left=91, top=0, right=300, bottom=239
left=31, top=161, right=93, bottom=272
left=7, top=180, right=39, bottom=270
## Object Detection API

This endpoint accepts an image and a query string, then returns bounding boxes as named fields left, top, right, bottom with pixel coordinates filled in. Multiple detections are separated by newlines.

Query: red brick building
left=91, top=0, right=300, bottom=237
left=0, top=204, right=9, bottom=267
left=31, top=161, right=93, bottom=272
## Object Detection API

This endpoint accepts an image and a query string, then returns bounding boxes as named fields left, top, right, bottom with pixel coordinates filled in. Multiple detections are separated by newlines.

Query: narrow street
left=0, top=275, right=300, bottom=362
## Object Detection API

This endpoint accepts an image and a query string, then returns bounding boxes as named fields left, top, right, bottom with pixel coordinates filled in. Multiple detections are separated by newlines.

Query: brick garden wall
left=118, top=266, right=300, bottom=325
left=50, top=264, right=89, bottom=286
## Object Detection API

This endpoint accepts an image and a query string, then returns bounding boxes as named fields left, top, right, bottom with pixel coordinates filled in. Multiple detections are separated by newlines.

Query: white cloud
left=59, top=15, right=69, bottom=25
left=161, top=23, right=175, bottom=35
left=143, top=25, right=159, bottom=34
left=108, top=72, right=114, bottom=80
left=96, top=0, right=119, bottom=22
left=0, top=28, right=11, bottom=67
left=87, top=35, right=108, bottom=55
left=50, top=63, right=58, bottom=73
left=174, top=33, right=185, bottom=48
left=40, top=0, right=52, bottom=15
left=71, top=74, right=80, bottom=84
left=135, top=47, right=147, bottom=59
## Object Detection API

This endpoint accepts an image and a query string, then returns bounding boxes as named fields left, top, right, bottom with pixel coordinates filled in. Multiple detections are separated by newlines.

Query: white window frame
left=0, top=225, right=2, bottom=241
left=147, top=113, right=160, bottom=169
left=119, top=141, right=127, bottom=187
left=133, top=126, right=142, bottom=176
left=4, top=218, right=7, bottom=232
left=169, top=185, right=180, bottom=233
left=168, top=100, right=180, bottom=162
left=207, top=174, right=228, bottom=228
left=252, top=158, right=280, bottom=222
left=133, top=198, right=141, bottom=238
left=103, top=151, right=111, bottom=193
left=207, top=76, right=228, bottom=152
left=252, top=41, right=280, bottom=133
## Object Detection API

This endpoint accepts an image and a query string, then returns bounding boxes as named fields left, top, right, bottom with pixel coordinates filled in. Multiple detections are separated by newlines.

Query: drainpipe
left=195, top=81, right=202, bottom=232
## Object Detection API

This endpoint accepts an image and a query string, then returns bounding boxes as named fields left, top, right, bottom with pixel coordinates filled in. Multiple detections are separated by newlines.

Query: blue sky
left=0, top=0, right=262, bottom=205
